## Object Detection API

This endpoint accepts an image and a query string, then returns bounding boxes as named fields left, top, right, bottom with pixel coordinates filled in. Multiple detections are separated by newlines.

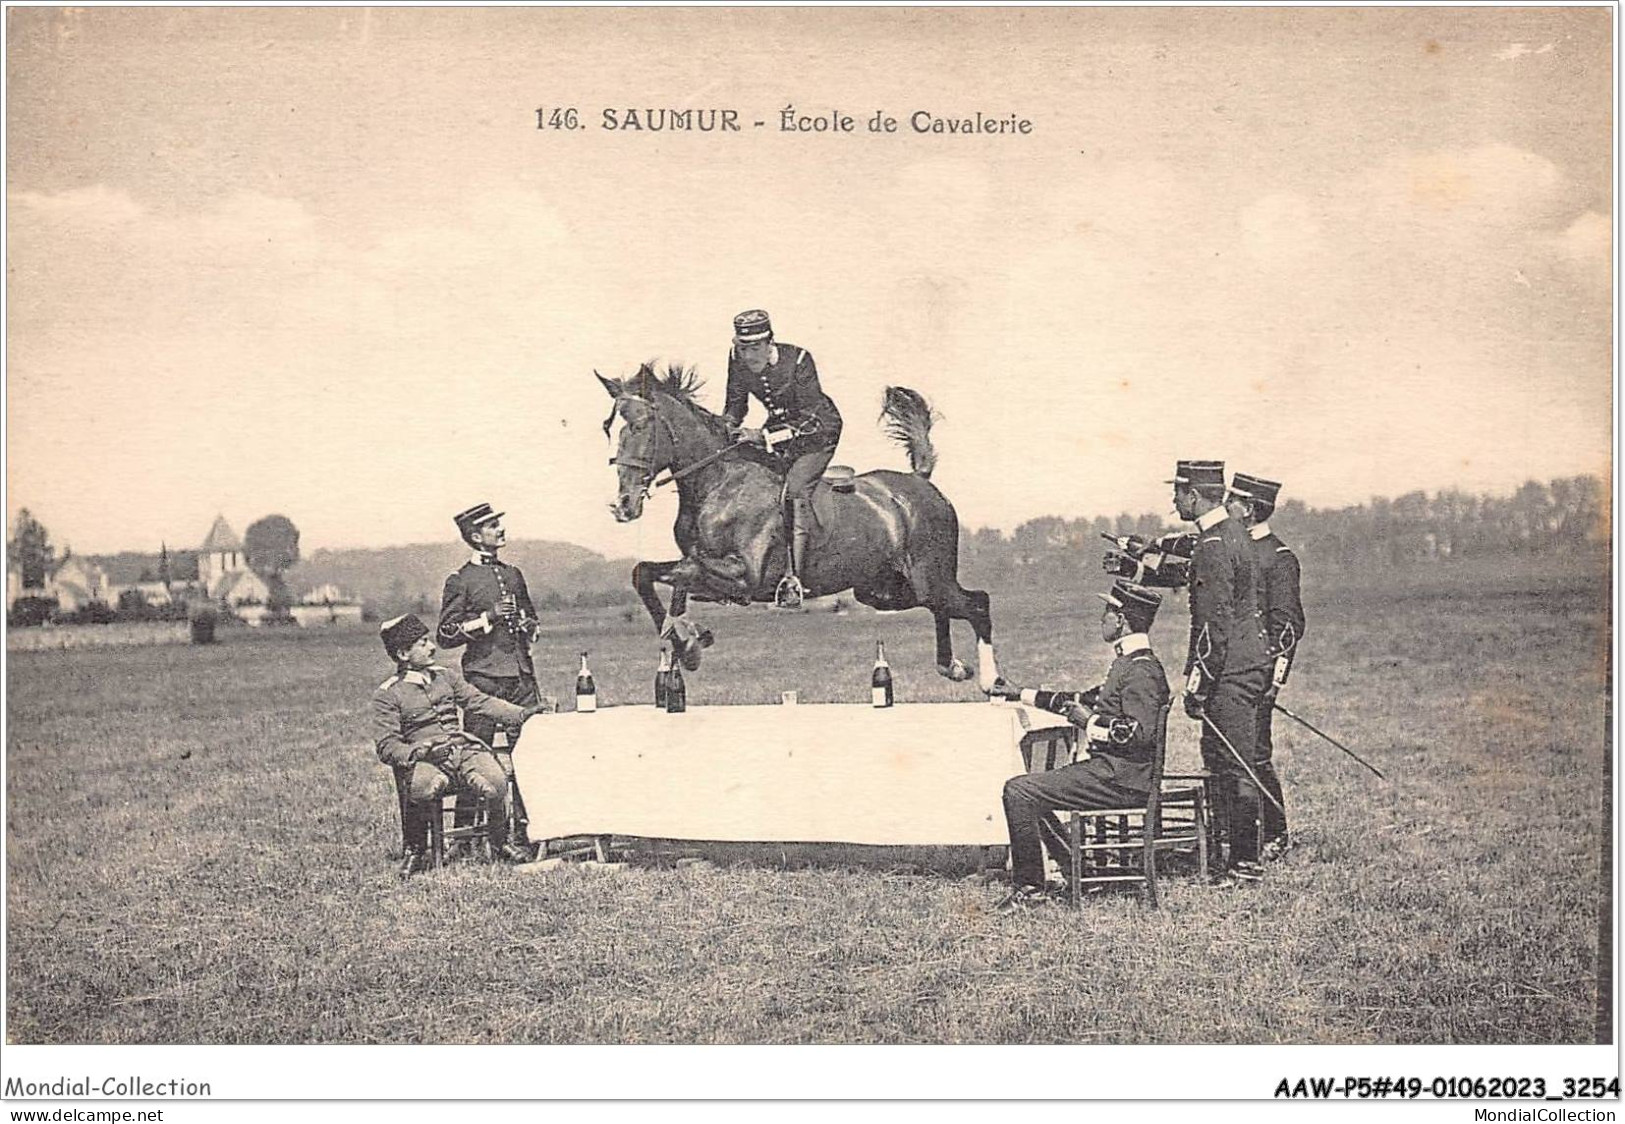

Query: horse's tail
left=879, top=386, right=939, bottom=479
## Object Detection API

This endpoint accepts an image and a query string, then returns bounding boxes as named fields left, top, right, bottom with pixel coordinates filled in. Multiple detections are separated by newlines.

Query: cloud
left=1545, top=209, right=1611, bottom=291
left=1493, top=42, right=1555, bottom=61
left=11, top=183, right=145, bottom=225
left=1550, top=209, right=1610, bottom=264
left=1362, top=143, right=1564, bottom=225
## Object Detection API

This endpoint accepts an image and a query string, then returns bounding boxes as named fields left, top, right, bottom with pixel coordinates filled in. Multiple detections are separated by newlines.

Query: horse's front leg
left=636, top=556, right=727, bottom=670
left=632, top=560, right=686, bottom=636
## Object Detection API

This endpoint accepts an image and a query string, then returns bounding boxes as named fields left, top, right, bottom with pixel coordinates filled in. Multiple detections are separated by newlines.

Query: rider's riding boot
left=777, top=496, right=812, bottom=609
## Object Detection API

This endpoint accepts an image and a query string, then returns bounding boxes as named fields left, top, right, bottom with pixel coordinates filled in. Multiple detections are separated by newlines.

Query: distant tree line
left=959, top=475, right=1607, bottom=586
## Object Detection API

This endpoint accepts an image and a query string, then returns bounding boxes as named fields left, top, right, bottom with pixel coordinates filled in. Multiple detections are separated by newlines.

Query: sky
left=5, top=6, right=1613, bottom=560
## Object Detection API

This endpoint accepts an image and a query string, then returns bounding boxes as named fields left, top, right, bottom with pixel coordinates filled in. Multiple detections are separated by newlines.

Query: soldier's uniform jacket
left=371, top=663, right=528, bottom=769
left=437, top=555, right=539, bottom=678
left=1021, top=634, right=1171, bottom=777
left=723, top=343, right=842, bottom=455
left=1185, top=508, right=1271, bottom=692
left=1251, top=521, right=1307, bottom=686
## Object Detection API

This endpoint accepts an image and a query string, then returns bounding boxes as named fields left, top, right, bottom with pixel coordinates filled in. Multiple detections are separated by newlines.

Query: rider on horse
left=723, top=309, right=843, bottom=609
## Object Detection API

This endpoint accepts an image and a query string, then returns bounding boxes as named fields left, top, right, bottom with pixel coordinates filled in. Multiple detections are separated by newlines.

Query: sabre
left=1273, top=702, right=1386, bottom=780
left=1200, top=713, right=1287, bottom=817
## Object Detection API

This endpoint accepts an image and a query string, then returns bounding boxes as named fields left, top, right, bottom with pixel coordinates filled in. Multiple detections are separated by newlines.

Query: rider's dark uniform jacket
left=1020, top=634, right=1171, bottom=788
left=1184, top=508, right=1271, bottom=697
left=723, top=342, right=842, bottom=456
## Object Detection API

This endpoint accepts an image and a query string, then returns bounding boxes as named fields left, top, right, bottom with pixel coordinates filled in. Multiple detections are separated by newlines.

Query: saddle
left=823, top=465, right=857, bottom=493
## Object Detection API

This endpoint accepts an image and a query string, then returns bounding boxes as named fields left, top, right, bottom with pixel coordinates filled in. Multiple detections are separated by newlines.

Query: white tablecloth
left=511, top=702, right=1075, bottom=846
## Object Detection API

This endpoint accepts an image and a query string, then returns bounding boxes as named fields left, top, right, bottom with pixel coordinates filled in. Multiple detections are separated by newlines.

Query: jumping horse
left=597, top=363, right=1000, bottom=688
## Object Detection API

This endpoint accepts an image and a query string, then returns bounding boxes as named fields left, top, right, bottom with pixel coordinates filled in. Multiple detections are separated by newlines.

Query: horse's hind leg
left=964, top=587, right=1001, bottom=691
left=930, top=585, right=1000, bottom=690
left=932, top=608, right=973, bottom=682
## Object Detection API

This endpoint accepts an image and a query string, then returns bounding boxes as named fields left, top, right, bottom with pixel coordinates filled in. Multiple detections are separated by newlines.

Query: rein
left=651, top=439, right=748, bottom=490
left=612, top=394, right=747, bottom=499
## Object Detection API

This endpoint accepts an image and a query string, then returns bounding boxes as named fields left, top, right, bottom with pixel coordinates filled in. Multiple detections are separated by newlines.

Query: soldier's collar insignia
left=1249, top=521, right=1271, bottom=541
left=401, top=669, right=432, bottom=686
left=1196, top=507, right=1228, bottom=532
left=1114, top=633, right=1151, bottom=657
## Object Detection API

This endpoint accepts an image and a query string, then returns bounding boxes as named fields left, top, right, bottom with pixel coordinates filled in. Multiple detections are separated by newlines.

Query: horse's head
left=597, top=370, right=670, bottom=523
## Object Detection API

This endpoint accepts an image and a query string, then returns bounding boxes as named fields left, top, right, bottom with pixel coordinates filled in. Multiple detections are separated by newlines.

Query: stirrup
left=775, top=574, right=805, bottom=609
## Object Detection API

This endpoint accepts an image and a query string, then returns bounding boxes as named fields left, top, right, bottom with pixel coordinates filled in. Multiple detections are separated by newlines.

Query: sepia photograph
left=3, top=2, right=1616, bottom=1109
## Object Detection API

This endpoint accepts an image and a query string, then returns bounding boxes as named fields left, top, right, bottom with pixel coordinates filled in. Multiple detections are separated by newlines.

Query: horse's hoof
left=939, top=660, right=972, bottom=682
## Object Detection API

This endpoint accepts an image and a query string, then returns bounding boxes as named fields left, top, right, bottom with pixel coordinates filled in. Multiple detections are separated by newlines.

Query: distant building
left=302, top=583, right=348, bottom=605
left=45, top=556, right=113, bottom=613
left=199, top=516, right=247, bottom=595
left=126, top=581, right=173, bottom=607
left=189, top=515, right=272, bottom=614
left=290, top=582, right=364, bottom=627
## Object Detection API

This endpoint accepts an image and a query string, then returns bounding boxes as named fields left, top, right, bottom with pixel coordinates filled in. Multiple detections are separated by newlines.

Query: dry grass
left=4, top=554, right=1609, bottom=1043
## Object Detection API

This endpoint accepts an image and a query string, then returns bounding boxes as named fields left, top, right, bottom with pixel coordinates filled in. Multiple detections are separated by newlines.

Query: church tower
left=198, top=515, right=244, bottom=596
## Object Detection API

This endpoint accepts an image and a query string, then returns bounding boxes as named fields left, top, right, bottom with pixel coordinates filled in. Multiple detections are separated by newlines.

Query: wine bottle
left=665, top=660, right=687, bottom=713
left=655, top=646, right=671, bottom=707
left=872, top=640, right=894, bottom=708
left=575, top=651, right=597, bottom=713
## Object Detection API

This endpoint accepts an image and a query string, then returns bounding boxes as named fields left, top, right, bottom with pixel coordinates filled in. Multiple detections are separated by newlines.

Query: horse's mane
left=630, top=361, right=730, bottom=435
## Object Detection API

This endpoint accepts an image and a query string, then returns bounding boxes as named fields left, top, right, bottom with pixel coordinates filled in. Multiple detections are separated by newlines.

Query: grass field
left=4, top=553, right=1611, bottom=1044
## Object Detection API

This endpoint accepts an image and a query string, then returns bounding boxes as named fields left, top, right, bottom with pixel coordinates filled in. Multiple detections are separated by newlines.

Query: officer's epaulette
left=1276, top=545, right=1293, bottom=553
left=1202, top=534, right=1222, bottom=544
left=377, top=673, right=402, bottom=691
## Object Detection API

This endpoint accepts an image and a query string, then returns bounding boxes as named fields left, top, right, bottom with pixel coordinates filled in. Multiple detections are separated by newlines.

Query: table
left=511, top=702, right=1076, bottom=847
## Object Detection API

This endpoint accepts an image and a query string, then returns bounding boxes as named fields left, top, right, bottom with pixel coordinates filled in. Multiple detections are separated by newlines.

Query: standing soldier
left=1170, top=460, right=1273, bottom=884
left=723, top=309, right=844, bottom=609
left=438, top=503, right=546, bottom=851
left=1226, top=472, right=1307, bottom=862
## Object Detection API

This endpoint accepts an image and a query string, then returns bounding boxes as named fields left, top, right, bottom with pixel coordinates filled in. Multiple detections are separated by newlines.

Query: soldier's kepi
left=723, top=308, right=844, bottom=609
left=1171, top=459, right=1275, bottom=882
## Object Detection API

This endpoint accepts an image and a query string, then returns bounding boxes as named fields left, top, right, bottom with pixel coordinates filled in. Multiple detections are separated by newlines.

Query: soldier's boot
left=1208, top=778, right=1234, bottom=876
left=503, top=766, right=538, bottom=860
left=776, top=496, right=812, bottom=609
left=1257, top=760, right=1289, bottom=854
left=399, top=803, right=431, bottom=879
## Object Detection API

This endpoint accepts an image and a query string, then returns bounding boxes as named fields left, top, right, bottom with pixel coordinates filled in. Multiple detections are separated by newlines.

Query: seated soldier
left=371, top=613, right=543, bottom=875
left=989, top=581, right=1172, bottom=912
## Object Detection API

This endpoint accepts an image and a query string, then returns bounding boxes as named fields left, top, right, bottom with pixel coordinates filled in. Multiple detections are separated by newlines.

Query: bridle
left=606, top=394, right=746, bottom=502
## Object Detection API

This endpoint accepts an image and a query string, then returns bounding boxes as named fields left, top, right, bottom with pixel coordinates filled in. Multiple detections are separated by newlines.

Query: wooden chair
left=392, top=765, right=492, bottom=868
left=1065, top=704, right=1208, bottom=908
